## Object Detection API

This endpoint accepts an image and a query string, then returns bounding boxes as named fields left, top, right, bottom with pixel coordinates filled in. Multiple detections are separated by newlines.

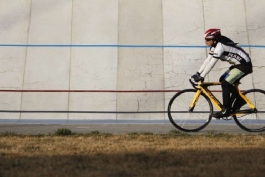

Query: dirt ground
left=0, top=131, right=265, bottom=177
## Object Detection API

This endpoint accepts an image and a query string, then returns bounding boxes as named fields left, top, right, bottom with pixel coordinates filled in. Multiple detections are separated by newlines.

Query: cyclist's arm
left=200, top=57, right=219, bottom=77
left=198, top=47, right=216, bottom=74
left=199, top=43, right=224, bottom=78
left=198, top=54, right=213, bottom=74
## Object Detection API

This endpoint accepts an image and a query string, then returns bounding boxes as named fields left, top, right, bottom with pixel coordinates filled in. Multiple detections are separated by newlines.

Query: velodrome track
left=1, top=1, right=265, bottom=133
left=0, top=122, right=259, bottom=135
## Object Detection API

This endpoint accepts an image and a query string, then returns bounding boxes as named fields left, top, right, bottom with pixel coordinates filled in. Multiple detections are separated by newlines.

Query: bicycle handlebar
left=189, top=79, right=200, bottom=90
left=189, top=79, right=223, bottom=89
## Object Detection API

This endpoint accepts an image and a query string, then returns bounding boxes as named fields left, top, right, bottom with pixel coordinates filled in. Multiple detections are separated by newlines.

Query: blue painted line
left=239, top=45, right=265, bottom=48
left=0, top=44, right=265, bottom=48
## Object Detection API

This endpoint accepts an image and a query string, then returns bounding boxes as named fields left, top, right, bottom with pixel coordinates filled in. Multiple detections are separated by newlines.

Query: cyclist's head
left=204, top=28, right=221, bottom=41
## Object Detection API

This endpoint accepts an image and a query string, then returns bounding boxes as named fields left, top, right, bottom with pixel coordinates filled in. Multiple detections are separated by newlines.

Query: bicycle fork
left=189, top=90, right=202, bottom=112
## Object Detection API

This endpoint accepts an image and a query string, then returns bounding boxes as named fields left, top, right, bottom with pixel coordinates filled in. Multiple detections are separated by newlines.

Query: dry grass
left=0, top=131, right=265, bottom=177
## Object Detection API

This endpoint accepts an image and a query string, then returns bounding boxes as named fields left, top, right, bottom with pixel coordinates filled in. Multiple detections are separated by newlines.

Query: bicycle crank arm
left=229, top=108, right=258, bottom=116
left=235, top=108, right=257, bottom=114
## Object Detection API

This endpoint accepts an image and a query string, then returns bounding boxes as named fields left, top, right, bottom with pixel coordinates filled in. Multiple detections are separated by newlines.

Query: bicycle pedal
left=214, top=117, right=221, bottom=120
left=222, top=117, right=232, bottom=121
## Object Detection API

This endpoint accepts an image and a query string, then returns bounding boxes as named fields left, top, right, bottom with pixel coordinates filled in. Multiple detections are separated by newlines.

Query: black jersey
left=210, top=42, right=251, bottom=65
left=198, top=36, right=252, bottom=77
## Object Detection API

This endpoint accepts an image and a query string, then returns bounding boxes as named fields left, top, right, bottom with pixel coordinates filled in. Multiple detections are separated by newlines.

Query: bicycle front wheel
left=168, top=89, right=213, bottom=132
left=233, top=89, right=265, bottom=132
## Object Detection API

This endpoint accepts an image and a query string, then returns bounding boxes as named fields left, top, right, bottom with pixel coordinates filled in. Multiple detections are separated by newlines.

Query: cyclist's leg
left=223, top=68, right=247, bottom=108
left=222, top=68, right=247, bottom=105
left=225, top=71, right=249, bottom=111
left=225, top=68, right=247, bottom=84
left=213, top=68, right=246, bottom=118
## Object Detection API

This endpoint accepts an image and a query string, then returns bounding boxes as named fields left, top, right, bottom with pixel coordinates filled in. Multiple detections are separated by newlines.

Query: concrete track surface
left=0, top=123, right=262, bottom=135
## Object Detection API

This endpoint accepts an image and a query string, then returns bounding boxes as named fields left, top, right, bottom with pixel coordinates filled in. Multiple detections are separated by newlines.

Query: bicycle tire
left=233, top=89, right=265, bottom=132
left=168, top=89, right=213, bottom=132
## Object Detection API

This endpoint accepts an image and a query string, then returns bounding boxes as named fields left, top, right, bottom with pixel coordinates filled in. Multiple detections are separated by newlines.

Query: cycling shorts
left=225, top=68, right=246, bottom=84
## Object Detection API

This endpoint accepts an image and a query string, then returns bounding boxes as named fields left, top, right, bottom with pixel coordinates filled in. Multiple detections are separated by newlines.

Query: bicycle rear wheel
left=167, top=89, right=213, bottom=132
left=233, top=89, right=265, bottom=132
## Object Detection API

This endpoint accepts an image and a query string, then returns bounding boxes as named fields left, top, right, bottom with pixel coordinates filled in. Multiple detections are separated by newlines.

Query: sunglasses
left=205, top=38, right=212, bottom=41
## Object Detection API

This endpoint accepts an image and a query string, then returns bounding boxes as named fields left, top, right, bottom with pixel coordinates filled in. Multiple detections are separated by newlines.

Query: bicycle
left=167, top=79, right=265, bottom=132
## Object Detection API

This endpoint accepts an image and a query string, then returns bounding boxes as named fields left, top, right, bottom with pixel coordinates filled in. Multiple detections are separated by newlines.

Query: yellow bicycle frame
left=189, top=81, right=256, bottom=116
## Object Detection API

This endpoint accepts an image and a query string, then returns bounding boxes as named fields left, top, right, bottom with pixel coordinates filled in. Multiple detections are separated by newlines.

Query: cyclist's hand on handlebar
left=190, top=72, right=204, bottom=82
left=190, top=76, right=204, bottom=83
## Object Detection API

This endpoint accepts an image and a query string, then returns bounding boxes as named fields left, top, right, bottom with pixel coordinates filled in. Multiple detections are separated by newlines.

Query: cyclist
left=190, top=28, right=253, bottom=118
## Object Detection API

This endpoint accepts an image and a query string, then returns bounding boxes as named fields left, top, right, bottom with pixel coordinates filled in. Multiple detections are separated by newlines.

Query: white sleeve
left=198, top=54, right=213, bottom=74
left=200, top=57, right=219, bottom=78
left=212, top=43, right=224, bottom=59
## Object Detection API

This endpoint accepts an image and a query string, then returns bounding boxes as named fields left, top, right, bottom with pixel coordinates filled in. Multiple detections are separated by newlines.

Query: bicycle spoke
left=233, top=89, right=265, bottom=132
left=168, top=89, right=212, bottom=132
